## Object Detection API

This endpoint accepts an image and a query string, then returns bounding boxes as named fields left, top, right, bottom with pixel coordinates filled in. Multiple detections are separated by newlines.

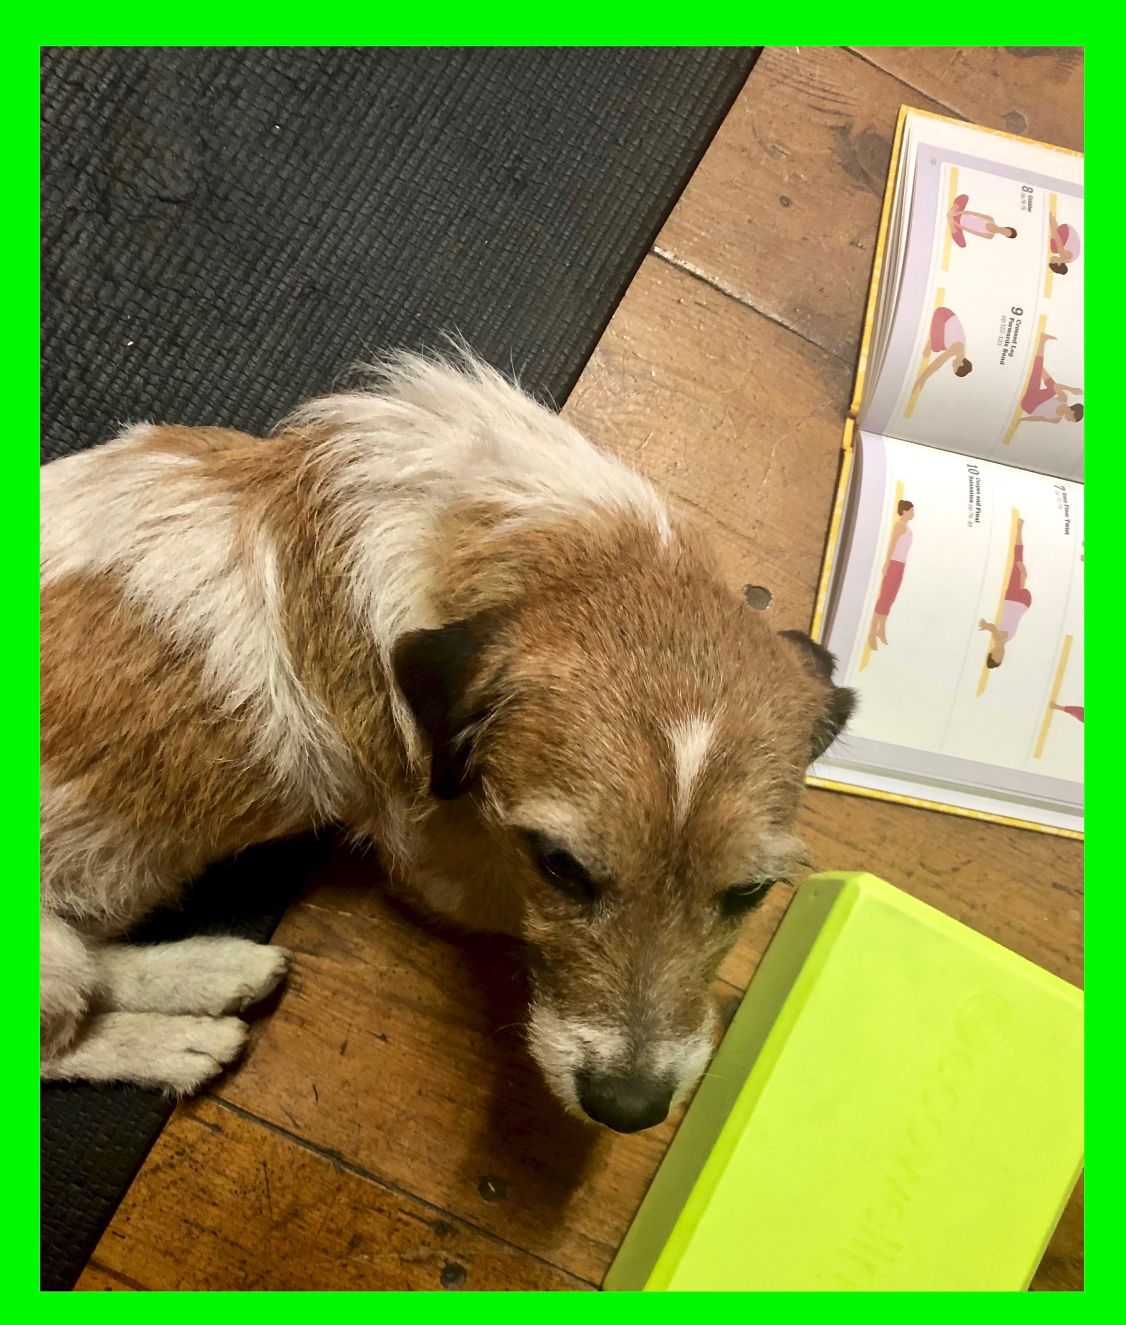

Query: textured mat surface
left=40, top=45, right=758, bottom=1289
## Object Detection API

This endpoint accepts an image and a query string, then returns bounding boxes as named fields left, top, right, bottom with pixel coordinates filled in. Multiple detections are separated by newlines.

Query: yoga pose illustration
left=1050, top=701, right=1084, bottom=723
left=979, top=517, right=1031, bottom=669
left=1048, top=210, right=1081, bottom=274
left=1016, top=331, right=1083, bottom=428
left=868, top=499, right=915, bottom=652
left=913, top=307, right=972, bottom=394
left=947, top=194, right=1017, bottom=247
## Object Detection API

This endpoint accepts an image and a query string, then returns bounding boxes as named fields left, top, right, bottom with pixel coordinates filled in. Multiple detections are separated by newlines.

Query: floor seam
left=206, top=1094, right=598, bottom=1290
left=83, top=1258, right=149, bottom=1292
left=845, top=47, right=964, bottom=121
left=650, top=247, right=850, bottom=365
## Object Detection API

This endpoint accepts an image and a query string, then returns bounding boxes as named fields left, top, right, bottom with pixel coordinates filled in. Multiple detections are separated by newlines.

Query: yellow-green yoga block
left=604, top=872, right=1083, bottom=1292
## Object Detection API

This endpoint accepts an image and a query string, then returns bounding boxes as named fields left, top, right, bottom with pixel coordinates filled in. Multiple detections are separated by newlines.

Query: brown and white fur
left=40, top=350, right=853, bottom=1130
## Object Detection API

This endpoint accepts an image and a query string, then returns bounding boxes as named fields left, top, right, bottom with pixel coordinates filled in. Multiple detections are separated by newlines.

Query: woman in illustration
left=1048, top=210, right=1081, bottom=274
left=1050, top=701, right=1084, bottom=723
left=867, top=499, right=915, bottom=651
left=947, top=194, right=1017, bottom=247
left=978, top=517, right=1031, bottom=669
left=913, top=307, right=972, bottom=394
left=1016, top=331, right=1083, bottom=428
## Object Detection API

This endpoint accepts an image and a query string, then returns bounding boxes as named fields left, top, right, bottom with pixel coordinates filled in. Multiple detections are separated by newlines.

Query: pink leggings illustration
left=912, top=310, right=971, bottom=397
left=874, top=561, right=905, bottom=616
left=948, top=194, right=1017, bottom=246
left=978, top=520, right=1031, bottom=670
left=1017, top=332, right=1083, bottom=425
left=1051, top=703, right=1084, bottom=723
left=930, top=307, right=964, bottom=353
left=1022, top=358, right=1059, bottom=415
left=1005, top=547, right=1032, bottom=606
left=868, top=500, right=915, bottom=654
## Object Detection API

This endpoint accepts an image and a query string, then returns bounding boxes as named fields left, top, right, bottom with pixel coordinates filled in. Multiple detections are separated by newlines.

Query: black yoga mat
left=40, top=44, right=760, bottom=1289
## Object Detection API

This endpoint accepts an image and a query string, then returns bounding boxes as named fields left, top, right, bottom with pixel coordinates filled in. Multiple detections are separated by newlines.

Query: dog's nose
left=576, top=1071, right=675, bottom=1133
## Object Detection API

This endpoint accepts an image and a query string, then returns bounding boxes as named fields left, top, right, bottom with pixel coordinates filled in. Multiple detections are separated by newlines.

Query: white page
left=816, top=433, right=1082, bottom=828
left=861, top=112, right=1083, bottom=481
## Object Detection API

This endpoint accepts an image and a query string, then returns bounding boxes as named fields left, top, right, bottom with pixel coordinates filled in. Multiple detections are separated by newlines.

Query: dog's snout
left=577, top=1070, right=674, bottom=1134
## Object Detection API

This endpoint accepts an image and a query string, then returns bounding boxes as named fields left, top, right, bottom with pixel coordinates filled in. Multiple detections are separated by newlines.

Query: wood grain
left=718, top=789, right=1082, bottom=996
left=654, top=46, right=951, bottom=363
left=655, top=46, right=1083, bottom=365
left=855, top=47, right=1084, bottom=151
left=74, top=1262, right=140, bottom=1291
left=78, top=1096, right=586, bottom=1291
left=565, top=254, right=852, bottom=626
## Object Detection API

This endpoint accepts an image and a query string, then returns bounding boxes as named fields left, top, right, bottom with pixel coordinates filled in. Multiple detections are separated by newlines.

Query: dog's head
left=392, top=523, right=853, bottom=1132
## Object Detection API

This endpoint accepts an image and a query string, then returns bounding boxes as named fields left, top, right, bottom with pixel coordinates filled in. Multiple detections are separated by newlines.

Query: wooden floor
left=76, top=47, right=1084, bottom=1293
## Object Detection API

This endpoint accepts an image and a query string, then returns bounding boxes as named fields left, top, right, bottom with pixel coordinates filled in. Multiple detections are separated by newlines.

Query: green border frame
left=21, top=27, right=1102, bottom=1311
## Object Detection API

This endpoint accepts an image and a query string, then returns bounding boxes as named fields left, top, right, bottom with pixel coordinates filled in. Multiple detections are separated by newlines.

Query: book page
left=816, top=433, right=1082, bottom=828
left=860, top=113, right=1083, bottom=482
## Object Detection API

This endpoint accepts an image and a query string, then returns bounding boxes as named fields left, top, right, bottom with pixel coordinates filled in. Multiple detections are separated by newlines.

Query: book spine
left=809, top=417, right=856, bottom=641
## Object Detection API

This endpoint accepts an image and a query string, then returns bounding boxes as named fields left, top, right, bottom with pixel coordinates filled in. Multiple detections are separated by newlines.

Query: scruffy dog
left=40, top=351, right=853, bottom=1133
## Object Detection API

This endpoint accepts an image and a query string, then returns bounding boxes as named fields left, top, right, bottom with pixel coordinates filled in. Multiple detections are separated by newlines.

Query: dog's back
left=39, top=355, right=672, bottom=927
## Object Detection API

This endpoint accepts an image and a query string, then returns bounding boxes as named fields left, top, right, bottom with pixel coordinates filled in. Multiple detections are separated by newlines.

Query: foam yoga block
left=605, top=872, right=1083, bottom=1292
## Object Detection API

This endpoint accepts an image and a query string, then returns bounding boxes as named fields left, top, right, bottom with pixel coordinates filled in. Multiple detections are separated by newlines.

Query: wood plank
left=79, top=1097, right=586, bottom=1292
left=654, top=46, right=951, bottom=362
left=74, top=1262, right=140, bottom=1291
left=855, top=47, right=1084, bottom=151
left=212, top=812, right=1078, bottom=1292
left=718, top=785, right=1081, bottom=996
left=654, top=47, right=1082, bottom=367
left=86, top=824, right=1078, bottom=1288
left=1030, top=1176, right=1083, bottom=1292
left=564, top=253, right=852, bottom=626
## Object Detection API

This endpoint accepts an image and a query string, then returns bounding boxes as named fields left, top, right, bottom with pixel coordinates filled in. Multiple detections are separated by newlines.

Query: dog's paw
left=167, top=938, right=291, bottom=1016
left=157, top=1015, right=249, bottom=1094
left=212, top=941, right=292, bottom=1014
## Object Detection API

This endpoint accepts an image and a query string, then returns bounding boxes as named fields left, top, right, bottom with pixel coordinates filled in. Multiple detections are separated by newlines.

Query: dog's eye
left=525, top=834, right=600, bottom=904
left=717, top=879, right=776, bottom=919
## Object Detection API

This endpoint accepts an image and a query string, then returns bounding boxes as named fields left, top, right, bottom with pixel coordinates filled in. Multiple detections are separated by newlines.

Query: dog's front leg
left=95, top=936, right=291, bottom=1018
left=41, top=934, right=291, bottom=1093
left=40, top=1011, right=249, bottom=1093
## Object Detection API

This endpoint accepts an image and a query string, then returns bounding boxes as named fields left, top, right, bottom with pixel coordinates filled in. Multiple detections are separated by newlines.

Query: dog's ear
left=778, top=629, right=856, bottom=764
left=392, top=620, right=494, bottom=799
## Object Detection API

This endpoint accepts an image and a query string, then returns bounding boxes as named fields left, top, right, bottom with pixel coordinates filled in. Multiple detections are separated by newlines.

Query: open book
left=811, top=109, right=1083, bottom=837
